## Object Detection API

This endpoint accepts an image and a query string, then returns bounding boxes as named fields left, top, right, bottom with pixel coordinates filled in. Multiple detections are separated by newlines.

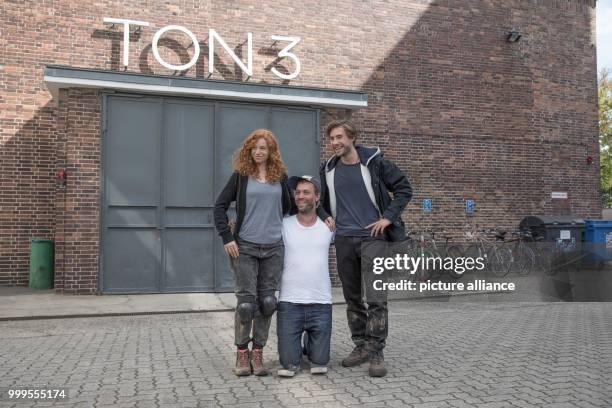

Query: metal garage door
left=101, top=94, right=319, bottom=293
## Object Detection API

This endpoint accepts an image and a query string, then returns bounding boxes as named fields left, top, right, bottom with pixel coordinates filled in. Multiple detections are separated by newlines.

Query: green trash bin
left=29, top=238, right=54, bottom=289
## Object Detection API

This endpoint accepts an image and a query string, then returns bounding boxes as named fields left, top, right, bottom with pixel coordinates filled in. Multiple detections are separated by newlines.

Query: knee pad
left=259, top=295, right=277, bottom=316
left=236, top=302, right=256, bottom=322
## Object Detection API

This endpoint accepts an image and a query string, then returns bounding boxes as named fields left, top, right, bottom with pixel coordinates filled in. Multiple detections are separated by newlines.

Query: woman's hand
left=324, top=217, right=336, bottom=231
left=224, top=241, right=240, bottom=258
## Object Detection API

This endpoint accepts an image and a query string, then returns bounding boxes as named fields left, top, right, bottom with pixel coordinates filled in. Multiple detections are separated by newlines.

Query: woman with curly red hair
left=214, top=129, right=292, bottom=376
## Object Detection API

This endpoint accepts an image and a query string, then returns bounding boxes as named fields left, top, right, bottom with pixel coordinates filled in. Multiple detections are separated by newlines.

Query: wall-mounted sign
left=103, top=18, right=301, bottom=80
left=551, top=192, right=568, bottom=199
left=423, top=199, right=432, bottom=213
left=465, top=199, right=475, bottom=214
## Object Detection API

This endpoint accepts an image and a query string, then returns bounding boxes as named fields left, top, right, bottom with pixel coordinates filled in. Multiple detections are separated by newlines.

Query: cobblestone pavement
left=1, top=301, right=611, bottom=408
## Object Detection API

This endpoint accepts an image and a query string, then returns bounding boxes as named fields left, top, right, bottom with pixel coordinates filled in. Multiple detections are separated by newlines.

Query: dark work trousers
left=230, top=238, right=284, bottom=349
left=335, top=235, right=388, bottom=353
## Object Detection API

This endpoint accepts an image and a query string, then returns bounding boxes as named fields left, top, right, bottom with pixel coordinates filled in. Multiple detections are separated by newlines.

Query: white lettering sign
left=271, top=36, right=301, bottom=80
left=208, top=29, right=253, bottom=77
left=152, top=25, right=200, bottom=71
left=103, top=17, right=301, bottom=80
left=103, top=18, right=150, bottom=67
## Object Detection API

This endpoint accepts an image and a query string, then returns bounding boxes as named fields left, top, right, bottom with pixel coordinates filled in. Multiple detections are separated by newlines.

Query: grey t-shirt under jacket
left=238, top=177, right=283, bottom=244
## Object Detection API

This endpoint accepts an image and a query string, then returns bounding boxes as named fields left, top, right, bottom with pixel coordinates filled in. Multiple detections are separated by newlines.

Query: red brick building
left=0, top=0, right=600, bottom=293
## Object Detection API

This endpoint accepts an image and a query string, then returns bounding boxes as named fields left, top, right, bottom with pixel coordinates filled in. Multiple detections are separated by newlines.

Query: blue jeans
left=277, top=302, right=332, bottom=369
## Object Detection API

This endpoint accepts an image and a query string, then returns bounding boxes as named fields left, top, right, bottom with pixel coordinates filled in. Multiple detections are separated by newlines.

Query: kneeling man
left=277, top=175, right=334, bottom=377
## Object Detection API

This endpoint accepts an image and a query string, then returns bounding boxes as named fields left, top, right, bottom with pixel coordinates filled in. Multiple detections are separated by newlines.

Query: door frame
left=99, top=91, right=321, bottom=294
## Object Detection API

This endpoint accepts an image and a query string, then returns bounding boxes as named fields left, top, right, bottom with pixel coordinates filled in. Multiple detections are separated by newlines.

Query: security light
left=506, top=29, right=522, bottom=42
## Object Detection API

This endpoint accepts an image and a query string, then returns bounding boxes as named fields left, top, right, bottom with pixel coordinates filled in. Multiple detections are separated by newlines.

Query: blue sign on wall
left=465, top=199, right=475, bottom=214
left=423, top=199, right=432, bottom=212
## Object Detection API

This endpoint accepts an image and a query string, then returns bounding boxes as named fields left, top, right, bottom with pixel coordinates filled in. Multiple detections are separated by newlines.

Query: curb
left=0, top=290, right=508, bottom=322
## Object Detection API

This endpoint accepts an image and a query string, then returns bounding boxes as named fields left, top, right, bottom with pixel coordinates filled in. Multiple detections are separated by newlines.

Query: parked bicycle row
left=402, top=224, right=584, bottom=280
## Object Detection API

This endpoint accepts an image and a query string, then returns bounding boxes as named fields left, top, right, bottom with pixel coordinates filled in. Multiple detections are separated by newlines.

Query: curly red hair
left=233, top=129, right=287, bottom=183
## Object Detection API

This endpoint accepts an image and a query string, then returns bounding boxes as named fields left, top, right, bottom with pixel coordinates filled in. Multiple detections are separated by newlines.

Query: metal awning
left=43, top=65, right=368, bottom=109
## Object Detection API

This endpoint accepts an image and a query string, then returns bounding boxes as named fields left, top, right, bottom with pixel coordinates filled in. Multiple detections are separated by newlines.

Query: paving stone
left=1, top=302, right=611, bottom=408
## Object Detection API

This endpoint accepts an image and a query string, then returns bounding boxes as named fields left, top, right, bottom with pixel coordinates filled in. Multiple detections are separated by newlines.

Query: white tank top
left=279, top=215, right=334, bottom=304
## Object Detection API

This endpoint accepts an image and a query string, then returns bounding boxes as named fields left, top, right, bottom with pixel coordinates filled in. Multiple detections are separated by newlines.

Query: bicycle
left=423, top=229, right=459, bottom=279
left=405, top=228, right=440, bottom=282
left=461, top=226, right=513, bottom=277
left=504, top=229, right=537, bottom=276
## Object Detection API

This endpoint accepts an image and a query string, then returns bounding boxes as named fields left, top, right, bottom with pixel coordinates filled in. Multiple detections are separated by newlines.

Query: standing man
left=319, top=119, right=412, bottom=377
left=277, top=175, right=334, bottom=377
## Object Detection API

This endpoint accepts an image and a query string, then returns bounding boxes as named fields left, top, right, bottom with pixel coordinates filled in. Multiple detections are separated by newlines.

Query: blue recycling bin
left=582, top=220, right=612, bottom=266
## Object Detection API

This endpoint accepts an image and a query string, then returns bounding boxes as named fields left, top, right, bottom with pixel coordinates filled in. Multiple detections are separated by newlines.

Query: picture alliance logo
left=372, top=254, right=487, bottom=276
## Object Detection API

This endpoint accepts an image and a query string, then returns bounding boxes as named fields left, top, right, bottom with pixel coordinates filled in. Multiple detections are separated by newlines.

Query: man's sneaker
left=233, top=349, right=251, bottom=376
left=341, top=345, right=369, bottom=367
left=250, top=348, right=269, bottom=376
left=310, top=365, right=328, bottom=375
left=368, top=352, right=387, bottom=377
left=277, top=365, right=299, bottom=377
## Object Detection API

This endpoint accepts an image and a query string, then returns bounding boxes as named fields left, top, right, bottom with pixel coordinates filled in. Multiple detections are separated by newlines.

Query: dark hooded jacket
left=318, top=146, right=412, bottom=242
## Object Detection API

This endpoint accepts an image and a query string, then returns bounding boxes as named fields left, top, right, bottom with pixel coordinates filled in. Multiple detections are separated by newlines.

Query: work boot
left=250, top=348, right=269, bottom=376
left=368, top=352, right=387, bottom=377
left=341, top=345, right=369, bottom=367
left=233, top=349, right=251, bottom=376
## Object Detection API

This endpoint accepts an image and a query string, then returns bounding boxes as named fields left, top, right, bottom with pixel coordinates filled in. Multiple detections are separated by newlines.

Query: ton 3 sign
left=103, top=17, right=301, bottom=80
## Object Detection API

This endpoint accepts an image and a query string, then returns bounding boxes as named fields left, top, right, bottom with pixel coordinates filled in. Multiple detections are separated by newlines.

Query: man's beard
left=297, top=202, right=316, bottom=214
left=335, top=145, right=351, bottom=157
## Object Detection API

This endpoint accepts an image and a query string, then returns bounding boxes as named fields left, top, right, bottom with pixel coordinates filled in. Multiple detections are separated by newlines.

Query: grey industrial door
left=101, top=95, right=319, bottom=293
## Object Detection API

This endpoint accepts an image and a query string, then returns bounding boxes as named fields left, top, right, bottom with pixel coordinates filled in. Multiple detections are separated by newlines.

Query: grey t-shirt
left=238, top=177, right=283, bottom=244
left=334, top=161, right=380, bottom=237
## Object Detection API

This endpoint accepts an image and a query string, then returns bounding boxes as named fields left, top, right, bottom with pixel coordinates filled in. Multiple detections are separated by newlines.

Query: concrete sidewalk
left=2, top=270, right=590, bottom=320
left=0, top=284, right=502, bottom=321
left=0, top=286, right=348, bottom=321
left=0, top=285, right=503, bottom=321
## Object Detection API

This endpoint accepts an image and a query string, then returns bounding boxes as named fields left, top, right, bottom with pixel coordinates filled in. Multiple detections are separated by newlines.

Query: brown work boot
left=368, top=352, right=387, bottom=377
left=250, top=348, right=269, bottom=376
left=341, top=345, right=369, bottom=367
left=233, top=349, right=251, bottom=376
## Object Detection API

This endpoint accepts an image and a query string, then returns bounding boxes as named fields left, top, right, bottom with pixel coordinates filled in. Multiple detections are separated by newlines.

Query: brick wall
left=0, top=0, right=600, bottom=293
left=54, top=89, right=102, bottom=293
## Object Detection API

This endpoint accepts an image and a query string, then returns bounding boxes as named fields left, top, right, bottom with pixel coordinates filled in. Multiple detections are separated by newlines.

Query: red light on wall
left=57, top=168, right=67, bottom=188
left=586, top=156, right=593, bottom=165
